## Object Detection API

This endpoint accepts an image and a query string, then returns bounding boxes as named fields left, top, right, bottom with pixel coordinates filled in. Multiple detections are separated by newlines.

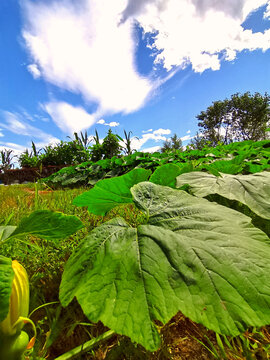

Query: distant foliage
left=0, top=149, right=14, bottom=172
left=101, top=129, right=122, bottom=159
left=18, top=140, right=90, bottom=168
left=188, top=132, right=210, bottom=150
left=161, top=133, right=183, bottom=153
left=42, top=139, right=270, bottom=188
left=118, top=130, right=138, bottom=155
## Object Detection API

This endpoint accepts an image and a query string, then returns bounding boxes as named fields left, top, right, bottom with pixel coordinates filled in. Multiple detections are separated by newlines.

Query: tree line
left=0, top=91, right=269, bottom=170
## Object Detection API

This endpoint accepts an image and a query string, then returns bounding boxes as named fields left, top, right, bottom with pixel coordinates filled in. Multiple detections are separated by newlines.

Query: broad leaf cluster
left=43, top=139, right=270, bottom=188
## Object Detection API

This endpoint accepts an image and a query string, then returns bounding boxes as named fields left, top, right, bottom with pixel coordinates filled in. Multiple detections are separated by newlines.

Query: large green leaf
left=149, top=164, right=182, bottom=188
left=176, top=171, right=270, bottom=219
left=11, top=210, right=83, bottom=241
left=60, top=183, right=270, bottom=351
left=204, top=160, right=243, bottom=175
left=0, top=256, right=14, bottom=322
left=72, top=168, right=151, bottom=215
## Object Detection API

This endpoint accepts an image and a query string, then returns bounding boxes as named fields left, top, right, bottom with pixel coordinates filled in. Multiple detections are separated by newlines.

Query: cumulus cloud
left=0, top=130, right=4, bottom=137
left=153, top=128, right=171, bottom=135
left=264, top=2, right=270, bottom=17
left=130, top=128, right=170, bottom=151
left=44, top=101, right=96, bottom=134
left=97, top=119, right=120, bottom=127
left=180, top=134, right=193, bottom=142
left=0, top=111, right=59, bottom=144
left=122, top=0, right=270, bottom=72
left=21, top=0, right=270, bottom=129
left=142, top=128, right=153, bottom=133
left=22, top=0, right=153, bottom=116
left=108, top=121, right=120, bottom=127
left=27, top=63, right=41, bottom=78
left=141, top=145, right=161, bottom=153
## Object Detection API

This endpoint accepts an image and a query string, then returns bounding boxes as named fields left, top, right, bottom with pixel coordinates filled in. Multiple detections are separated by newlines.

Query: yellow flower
left=0, top=260, right=29, bottom=336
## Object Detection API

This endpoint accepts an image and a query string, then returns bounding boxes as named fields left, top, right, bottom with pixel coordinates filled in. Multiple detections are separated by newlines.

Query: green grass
left=1, top=183, right=270, bottom=360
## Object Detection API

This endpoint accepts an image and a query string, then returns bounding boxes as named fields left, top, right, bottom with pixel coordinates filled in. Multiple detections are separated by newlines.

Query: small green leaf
left=11, top=210, right=83, bottom=241
left=176, top=171, right=270, bottom=219
left=0, top=256, right=14, bottom=322
left=0, top=226, right=16, bottom=243
left=72, top=168, right=151, bottom=215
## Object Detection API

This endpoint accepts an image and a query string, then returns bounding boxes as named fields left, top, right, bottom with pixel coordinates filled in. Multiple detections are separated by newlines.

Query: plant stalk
left=54, top=329, right=115, bottom=360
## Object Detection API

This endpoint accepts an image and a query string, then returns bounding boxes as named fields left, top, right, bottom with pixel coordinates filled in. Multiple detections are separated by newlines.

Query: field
left=0, top=140, right=270, bottom=359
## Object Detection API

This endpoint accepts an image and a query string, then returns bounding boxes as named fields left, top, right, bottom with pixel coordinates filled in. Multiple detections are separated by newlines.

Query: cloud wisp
left=0, top=110, right=60, bottom=147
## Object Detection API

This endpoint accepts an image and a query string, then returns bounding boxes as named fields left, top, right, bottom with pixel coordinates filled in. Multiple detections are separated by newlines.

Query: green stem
left=54, top=330, right=115, bottom=360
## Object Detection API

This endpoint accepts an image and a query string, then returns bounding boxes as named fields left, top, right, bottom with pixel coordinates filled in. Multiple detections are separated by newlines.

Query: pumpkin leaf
left=11, top=210, right=83, bottom=241
left=176, top=171, right=270, bottom=219
left=60, top=182, right=270, bottom=351
left=73, top=168, right=151, bottom=215
left=149, top=164, right=182, bottom=188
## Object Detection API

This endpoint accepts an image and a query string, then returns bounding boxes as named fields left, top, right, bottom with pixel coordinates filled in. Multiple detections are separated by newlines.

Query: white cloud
left=153, top=128, right=171, bottom=135
left=186, top=130, right=191, bottom=134
left=142, top=128, right=153, bottom=133
left=22, top=0, right=153, bottom=115
left=180, top=134, right=193, bottom=142
left=97, top=119, right=120, bottom=127
left=44, top=101, right=96, bottom=134
left=122, top=0, right=270, bottom=72
left=264, top=3, right=270, bottom=17
left=0, top=111, right=60, bottom=145
left=108, top=121, right=120, bottom=127
left=141, top=145, right=161, bottom=153
left=130, top=129, right=170, bottom=150
left=27, top=63, right=41, bottom=79
left=0, top=130, right=3, bottom=137
left=131, top=129, right=195, bottom=150
left=21, top=0, right=270, bottom=123
left=0, top=142, right=26, bottom=153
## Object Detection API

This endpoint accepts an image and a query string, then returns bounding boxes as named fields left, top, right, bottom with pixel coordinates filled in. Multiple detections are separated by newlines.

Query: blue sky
left=0, top=0, right=270, bottom=158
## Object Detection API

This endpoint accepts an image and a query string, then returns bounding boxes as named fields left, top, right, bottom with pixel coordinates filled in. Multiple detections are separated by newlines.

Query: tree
left=102, top=129, right=122, bottom=159
left=188, top=132, right=210, bottom=150
left=196, top=92, right=270, bottom=146
left=161, top=133, right=183, bottom=153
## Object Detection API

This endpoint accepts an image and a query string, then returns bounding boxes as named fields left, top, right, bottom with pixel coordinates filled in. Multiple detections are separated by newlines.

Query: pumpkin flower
left=0, top=260, right=36, bottom=359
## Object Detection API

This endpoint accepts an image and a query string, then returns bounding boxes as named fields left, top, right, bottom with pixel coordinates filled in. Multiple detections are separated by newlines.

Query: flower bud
left=0, top=260, right=29, bottom=336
